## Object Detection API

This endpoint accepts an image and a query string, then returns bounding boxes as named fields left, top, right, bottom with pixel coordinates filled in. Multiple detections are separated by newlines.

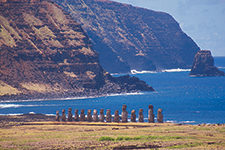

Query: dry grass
left=0, top=119, right=224, bottom=149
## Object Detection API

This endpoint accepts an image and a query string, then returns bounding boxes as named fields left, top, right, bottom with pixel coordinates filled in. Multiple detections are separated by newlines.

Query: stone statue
left=138, top=108, right=144, bottom=122
left=148, top=104, right=154, bottom=123
left=121, top=104, right=128, bottom=123
left=74, top=109, right=79, bottom=122
left=99, top=109, right=104, bottom=122
left=61, top=109, right=66, bottom=122
left=55, top=110, right=60, bottom=121
left=114, top=110, right=120, bottom=122
left=106, top=109, right=111, bottom=122
left=93, top=109, right=98, bottom=122
left=87, top=109, right=92, bottom=122
left=67, top=108, right=73, bottom=122
left=131, top=110, right=136, bottom=122
left=157, top=108, right=163, bottom=123
left=80, top=109, right=85, bottom=121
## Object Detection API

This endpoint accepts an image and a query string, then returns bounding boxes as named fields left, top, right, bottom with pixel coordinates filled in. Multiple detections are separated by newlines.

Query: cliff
left=189, top=50, right=225, bottom=77
left=54, top=0, right=200, bottom=73
left=0, top=0, right=154, bottom=100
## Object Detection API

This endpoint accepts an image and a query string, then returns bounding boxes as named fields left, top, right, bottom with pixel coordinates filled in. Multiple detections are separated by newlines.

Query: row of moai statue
left=55, top=104, right=163, bottom=123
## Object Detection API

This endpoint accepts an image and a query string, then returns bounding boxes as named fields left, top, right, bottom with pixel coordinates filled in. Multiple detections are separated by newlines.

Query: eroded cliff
left=54, top=0, right=200, bottom=73
left=0, top=0, right=154, bottom=100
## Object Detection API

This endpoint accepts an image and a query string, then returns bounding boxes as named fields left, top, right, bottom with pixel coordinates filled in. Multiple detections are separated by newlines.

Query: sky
left=113, top=0, right=225, bottom=56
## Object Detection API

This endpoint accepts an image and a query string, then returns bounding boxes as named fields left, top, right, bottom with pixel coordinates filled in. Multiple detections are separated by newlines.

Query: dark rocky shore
left=0, top=74, right=154, bottom=101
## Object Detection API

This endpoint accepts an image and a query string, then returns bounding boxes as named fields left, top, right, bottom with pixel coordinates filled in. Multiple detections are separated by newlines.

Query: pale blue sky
left=113, top=0, right=225, bottom=56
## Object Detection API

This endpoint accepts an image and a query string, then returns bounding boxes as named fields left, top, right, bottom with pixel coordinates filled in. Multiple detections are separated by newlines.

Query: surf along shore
left=0, top=114, right=224, bottom=149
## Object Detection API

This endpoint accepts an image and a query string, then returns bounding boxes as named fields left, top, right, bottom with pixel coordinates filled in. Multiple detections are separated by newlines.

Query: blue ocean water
left=0, top=57, right=225, bottom=124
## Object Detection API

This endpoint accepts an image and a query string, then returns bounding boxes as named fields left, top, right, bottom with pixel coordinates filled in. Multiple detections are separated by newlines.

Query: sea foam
left=162, top=68, right=191, bottom=72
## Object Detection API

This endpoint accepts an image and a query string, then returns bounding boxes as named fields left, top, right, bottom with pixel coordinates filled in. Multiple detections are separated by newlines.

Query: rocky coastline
left=0, top=74, right=154, bottom=101
left=0, top=0, right=154, bottom=101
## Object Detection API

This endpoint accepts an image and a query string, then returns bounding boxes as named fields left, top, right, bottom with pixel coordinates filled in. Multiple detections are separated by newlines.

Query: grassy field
left=0, top=118, right=225, bottom=150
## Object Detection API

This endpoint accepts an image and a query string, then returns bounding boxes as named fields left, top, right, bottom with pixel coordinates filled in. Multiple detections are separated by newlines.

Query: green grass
left=98, top=135, right=185, bottom=142
left=98, top=136, right=115, bottom=141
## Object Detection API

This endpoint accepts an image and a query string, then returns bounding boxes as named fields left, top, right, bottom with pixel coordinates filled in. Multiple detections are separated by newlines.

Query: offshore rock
left=0, top=0, right=154, bottom=101
left=189, top=50, right=225, bottom=77
left=54, top=0, right=200, bottom=73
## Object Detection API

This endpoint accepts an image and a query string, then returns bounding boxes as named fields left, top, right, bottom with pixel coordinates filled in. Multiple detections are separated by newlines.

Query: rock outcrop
left=0, top=0, right=154, bottom=100
left=189, top=50, right=225, bottom=77
left=54, top=0, right=200, bottom=73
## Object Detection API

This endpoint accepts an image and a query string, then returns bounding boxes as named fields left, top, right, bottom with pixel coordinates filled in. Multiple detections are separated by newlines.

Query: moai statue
left=106, top=109, right=112, bottom=122
left=87, top=109, right=92, bottom=122
left=157, top=108, right=163, bottom=123
left=121, top=105, right=128, bottom=123
left=55, top=110, right=60, bottom=121
left=61, top=109, right=66, bottom=122
left=114, top=110, right=120, bottom=122
left=99, top=109, right=104, bottom=122
left=138, top=108, right=144, bottom=122
left=67, top=108, right=73, bottom=122
left=93, top=109, right=98, bottom=122
left=74, top=109, right=79, bottom=122
left=148, top=104, right=154, bottom=123
left=80, top=109, right=85, bottom=121
left=131, top=110, right=136, bottom=122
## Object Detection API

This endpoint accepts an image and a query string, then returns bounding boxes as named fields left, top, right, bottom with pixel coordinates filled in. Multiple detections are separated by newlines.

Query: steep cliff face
left=0, top=0, right=154, bottom=100
left=189, top=50, right=225, bottom=77
left=54, top=0, right=200, bottom=73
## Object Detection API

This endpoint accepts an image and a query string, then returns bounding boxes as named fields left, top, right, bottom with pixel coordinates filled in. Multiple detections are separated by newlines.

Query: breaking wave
left=165, top=120, right=196, bottom=124
left=131, top=70, right=157, bottom=74
left=0, top=104, right=57, bottom=109
left=162, top=68, right=191, bottom=72
left=130, top=68, right=190, bottom=74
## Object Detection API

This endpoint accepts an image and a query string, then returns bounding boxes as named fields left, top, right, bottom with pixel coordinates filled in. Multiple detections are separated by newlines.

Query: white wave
left=29, top=112, right=36, bottom=114
left=131, top=69, right=157, bottom=74
left=45, top=114, right=55, bottom=116
left=165, top=120, right=175, bottom=123
left=0, top=104, right=37, bottom=108
left=105, top=92, right=145, bottom=97
left=180, top=120, right=196, bottom=124
left=218, top=67, right=225, bottom=69
left=162, top=68, right=191, bottom=72
left=0, top=113, right=23, bottom=116
left=0, top=104, right=56, bottom=109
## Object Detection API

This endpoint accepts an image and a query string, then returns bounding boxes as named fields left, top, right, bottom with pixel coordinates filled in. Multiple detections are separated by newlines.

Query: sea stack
left=189, top=50, right=225, bottom=77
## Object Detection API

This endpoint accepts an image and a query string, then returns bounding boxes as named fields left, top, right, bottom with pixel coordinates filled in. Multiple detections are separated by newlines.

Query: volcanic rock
left=0, top=0, right=154, bottom=100
left=54, top=0, right=200, bottom=73
left=189, top=50, right=225, bottom=77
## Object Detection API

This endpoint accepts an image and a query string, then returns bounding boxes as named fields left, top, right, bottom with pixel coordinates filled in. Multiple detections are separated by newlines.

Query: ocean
left=0, top=57, right=225, bottom=125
